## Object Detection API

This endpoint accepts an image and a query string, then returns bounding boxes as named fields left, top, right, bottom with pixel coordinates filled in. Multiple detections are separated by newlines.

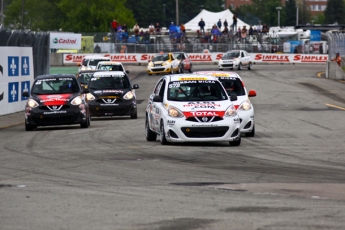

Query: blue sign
left=310, top=30, right=321, bottom=42
left=21, top=56, right=30, bottom=76
left=8, top=82, right=19, bottom=103
left=8, top=56, right=19, bottom=77
left=21, top=81, right=30, bottom=101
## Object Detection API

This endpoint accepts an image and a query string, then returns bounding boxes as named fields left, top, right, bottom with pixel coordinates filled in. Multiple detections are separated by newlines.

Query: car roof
left=193, top=71, right=242, bottom=80
left=36, top=74, right=76, bottom=80
left=169, top=74, right=217, bottom=82
left=97, top=61, right=123, bottom=65
left=92, top=71, right=126, bottom=77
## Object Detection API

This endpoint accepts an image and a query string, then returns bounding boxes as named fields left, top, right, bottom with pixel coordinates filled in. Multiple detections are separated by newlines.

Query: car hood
left=34, top=94, right=77, bottom=106
left=222, top=56, right=238, bottom=60
left=151, top=61, right=165, bottom=65
left=167, top=101, right=233, bottom=118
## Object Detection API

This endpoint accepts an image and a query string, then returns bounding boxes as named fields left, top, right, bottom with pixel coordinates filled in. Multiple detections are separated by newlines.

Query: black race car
left=86, top=71, right=139, bottom=119
left=76, top=69, right=102, bottom=89
left=23, top=74, right=90, bottom=131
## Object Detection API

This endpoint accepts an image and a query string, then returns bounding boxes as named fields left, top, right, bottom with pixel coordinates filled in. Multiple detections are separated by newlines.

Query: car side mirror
left=22, top=91, right=29, bottom=97
left=82, top=88, right=90, bottom=94
left=229, top=94, right=237, bottom=101
left=132, top=84, right=139, bottom=89
left=153, top=95, right=163, bottom=102
left=126, top=70, right=130, bottom=74
left=248, top=90, right=256, bottom=97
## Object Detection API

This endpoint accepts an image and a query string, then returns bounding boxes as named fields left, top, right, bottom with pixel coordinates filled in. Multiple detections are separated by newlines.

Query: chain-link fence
left=0, top=28, right=50, bottom=78
left=327, top=32, right=345, bottom=60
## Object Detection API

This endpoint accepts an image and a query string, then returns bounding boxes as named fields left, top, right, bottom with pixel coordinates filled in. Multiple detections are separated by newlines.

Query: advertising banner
left=0, top=47, right=34, bottom=115
left=50, top=32, right=82, bottom=49
left=63, top=53, right=329, bottom=65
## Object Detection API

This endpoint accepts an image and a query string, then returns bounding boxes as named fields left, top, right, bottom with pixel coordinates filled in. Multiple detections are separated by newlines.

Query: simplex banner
left=50, top=32, right=82, bottom=49
left=0, top=47, right=34, bottom=115
left=63, top=53, right=329, bottom=65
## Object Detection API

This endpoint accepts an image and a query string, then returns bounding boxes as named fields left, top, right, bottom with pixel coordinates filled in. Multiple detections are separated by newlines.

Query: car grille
left=186, top=116, right=223, bottom=122
left=151, top=68, right=165, bottom=72
left=221, top=64, right=234, bottom=67
left=154, top=64, right=162, bottom=67
left=40, top=105, right=70, bottom=111
left=181, top=126, right=229, bottom=138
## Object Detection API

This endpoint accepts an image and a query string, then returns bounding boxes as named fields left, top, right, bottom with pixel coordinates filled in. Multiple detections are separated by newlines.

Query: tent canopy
left=184, top=9, right=250, bottom=32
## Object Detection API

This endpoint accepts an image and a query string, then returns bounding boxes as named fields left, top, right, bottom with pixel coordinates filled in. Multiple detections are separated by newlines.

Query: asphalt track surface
left=1, top=64, right=345, bottom=230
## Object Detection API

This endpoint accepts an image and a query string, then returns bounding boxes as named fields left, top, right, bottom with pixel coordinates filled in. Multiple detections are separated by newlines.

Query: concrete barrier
left=326, top=60, right=345, bottom=80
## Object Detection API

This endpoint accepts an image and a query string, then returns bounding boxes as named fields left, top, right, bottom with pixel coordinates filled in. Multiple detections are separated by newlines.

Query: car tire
left=238, top=63, right=242, bottom=70
left=145, top=117, right=157, bottom=141
left=25, top=122, right=36, bottom=131
left=131, top=110, right=138, bottom=119
left=248, top=62, right=252, bottom=70
left=148, top=73, right=152, bottom=76
left=229, top=136, right=241, bottom=146
left=188, top=64, right=193, bottom=73
left=245, top=125, right=255, bottom=137
left=80, top=116, right=90, bottom=128
left=179, top=64, right=184, bottom=74
left=160, top=122, right=169, bottom=145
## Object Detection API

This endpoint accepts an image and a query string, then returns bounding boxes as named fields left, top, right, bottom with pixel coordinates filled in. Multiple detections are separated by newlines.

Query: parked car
left=218, top=50, right=252, bottom=70
left=147, top=53, right=180, bottom=75
left=145, top=74, right=241, bottom=146
left=23, top=74, right=90, bottom=131
left=86, top=71, right=139, bottom=119
left=173, top=52, right=193, bottom=73
left=194, top=71, right=256, bottom=137
left=96, top=61, right=129, bottom=74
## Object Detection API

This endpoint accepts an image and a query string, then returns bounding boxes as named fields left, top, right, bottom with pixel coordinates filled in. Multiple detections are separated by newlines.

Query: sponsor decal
left=140, top=54, right=155, bottom=61
left=21, top=56, right=30, bottom=76
left=8, top=82, right=19, bottom=103
left=178, top=77, right=208, bottom=81
left=65, top=54, right=85, bottom=63
left=39, top=94, right=71, bottom=106
left=43, top=111, right=67, bottom=115
left=0, top=65, right=3, bottom=101
left=216, top=54, right=223, bottom=60
left=254, top=54, right=289, bottom=62
left=191, top=124, right=218, bottom=127
left=188, top=54, right=212, bottom=62
left=53, top=38, right=77, bottom=44
left=183, top=102, right=221, bottom=109
left=293, top=55, right=328, bottom=63
left=167, top=120, right=175, bottom=126
left=183, top=111, right=225, bottom=118
left=104, top=54, right=137, bottom=62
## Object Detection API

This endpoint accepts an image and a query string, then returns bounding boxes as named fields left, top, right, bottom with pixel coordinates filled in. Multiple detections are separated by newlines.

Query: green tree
left=285, top=0, right=296, bottom=26
left=324, top=0, right=345, bottom=24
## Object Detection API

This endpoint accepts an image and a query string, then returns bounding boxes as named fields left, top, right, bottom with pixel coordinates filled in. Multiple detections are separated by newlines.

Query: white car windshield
left=224, top=51, right=240, bottom=58
left=98, top=65, right=124, bottom=71
left=88, top=75, right=129, bottom=90
left=167, top=80, right=228, bottom=101
left=152, top=54, right=169, bottom=62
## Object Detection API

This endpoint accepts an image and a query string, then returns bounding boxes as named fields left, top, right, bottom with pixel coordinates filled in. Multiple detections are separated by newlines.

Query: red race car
left=174, top=52, right=193, bottom=73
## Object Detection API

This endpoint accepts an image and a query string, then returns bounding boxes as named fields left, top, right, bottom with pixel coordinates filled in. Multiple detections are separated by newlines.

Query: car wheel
left=238, top=63, right=242, bottom=70
left=80, top=116, right=89, bottom=128
left=229, top=136, right=241, bottom=146
left=188, top=64, right=193, bottom=73
left=179, top=64, right=184, bottom=74
left=148, top=73, right=152, bottom=76
left=25, top=122, right=36, bottom=131
left=248, top=62, right=252, bottom=70
left=245, top=125, right=255, bottom=137
left=145, top=117, right=157, bottom=141
left=160, top=122, right=169, bottom=145
left=131, top=110, right=138, bottom=119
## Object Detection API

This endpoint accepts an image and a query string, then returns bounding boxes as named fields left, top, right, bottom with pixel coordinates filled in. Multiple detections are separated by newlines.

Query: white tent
left=184, top=9, right=250, bottom=33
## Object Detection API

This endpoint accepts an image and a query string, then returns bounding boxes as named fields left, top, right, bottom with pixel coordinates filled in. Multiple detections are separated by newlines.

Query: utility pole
left=1, top=0, right=4, bottom=27
left=176, top=0, right=179, bottom=25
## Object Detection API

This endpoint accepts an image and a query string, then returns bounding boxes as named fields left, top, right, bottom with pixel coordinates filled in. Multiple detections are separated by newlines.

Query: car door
left=183, top=53, right=191, bottom=69
left=170, top=53, right=179, bottom=70
left=243, top=51, right=250, bottom=66
left=148, top=78, right=164, bottom=132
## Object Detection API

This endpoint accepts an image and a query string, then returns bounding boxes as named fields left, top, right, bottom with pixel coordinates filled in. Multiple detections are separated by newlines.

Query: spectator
left=217, top=19, right=222, bottom=30
left=248, top=25, right=253, bottom=41
left=111, top=19, right=118, bottom=33
left=198, top=18, right=205, bottom=34
left=262, top=23, right=268, bottom=34
left=180, top=23, right=186, bottom=33
left=169, top=22, right=177, bottom=34
left=117, top=23, right=122, bottom=32
left=202, top=32, right=211, bottom=43
left=133, top=23, right=140, bottom=35
left=122, top=23, right=128, bottom=33
left=149, top=23, right=155, bottom=34
left=139, top=30, right=145, bottom=36
left=232, top=14, right=238, bottom=31
left=94, top=44, right=101, bottom=53
left=155, top=23, right=161, bottom=34
left=222, top=26, right=229, bottom=35
left=241, top=26, right=247, bottom=43
left=223, top=19, right=228, bottom=30
left=257, top=23, right=262, bottom=34
left=331, top=52, right=342, bottom=66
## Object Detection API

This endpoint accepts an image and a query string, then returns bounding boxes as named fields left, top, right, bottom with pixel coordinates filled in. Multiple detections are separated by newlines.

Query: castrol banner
left=63, top=53, right=328, bottom=65
left=50, top=32, right=81, bottom=49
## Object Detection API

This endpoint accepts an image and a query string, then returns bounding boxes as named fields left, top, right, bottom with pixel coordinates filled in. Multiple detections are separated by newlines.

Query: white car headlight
left=225, top=105, right=237, bottom=117
left=86, top=93, right=95, bottom=101
left=168, top=106, right=184, bottom=118
left=71, top=96, right=82, bottom=105
left=27, top=99, right=39, bottom=108
left=148, top=62, right=153, bottom=67
left=238, top=99, right=252, bottom=111
left=123, top=91, right=134, bottom=100
left=162, top=61, right=169, bottom=66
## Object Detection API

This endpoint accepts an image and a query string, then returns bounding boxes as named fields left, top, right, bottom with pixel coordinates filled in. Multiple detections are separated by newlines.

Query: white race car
left=145, top=74, right=241, bottom=146
left=194, top=71, right=256, bottom=137
left=218, top=50, right=252, bottom=70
